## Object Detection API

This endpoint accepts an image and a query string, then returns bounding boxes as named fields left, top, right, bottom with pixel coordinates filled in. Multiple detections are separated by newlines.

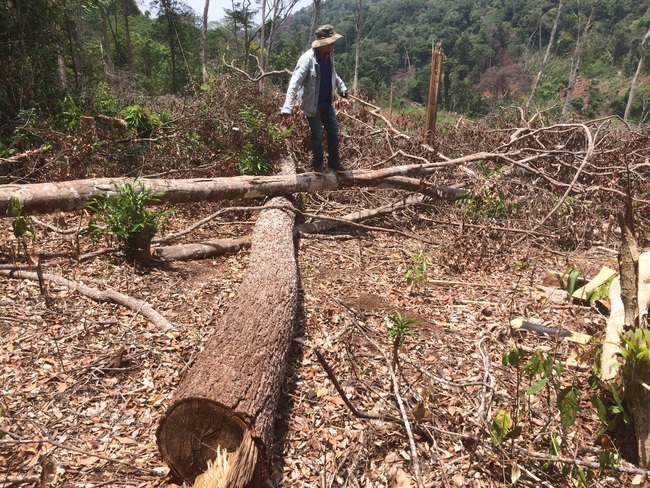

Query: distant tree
left=310, top=0, right=322, bottom=45
left=224, top=0, right=257, bottom=66
left=625, top=25, right=650, bottom=122
left=257, top=0, right=301, bottom=73
left=353, top=0, right=362, bottom=92
left=122, top=0, right=133, bottom=65
left=150, top=0, right=198, bottom=92
left=525, top=0, right=563, bottom=119
left=562, top=0, right=599, bottom=120
left=202, top=0, right=210, bottom=83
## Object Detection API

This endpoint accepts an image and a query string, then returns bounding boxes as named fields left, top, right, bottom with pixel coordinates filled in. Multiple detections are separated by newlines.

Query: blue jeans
left=306, top=104, right=339, bottom=168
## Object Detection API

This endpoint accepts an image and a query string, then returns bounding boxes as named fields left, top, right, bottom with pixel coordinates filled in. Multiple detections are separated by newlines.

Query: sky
left=136, top=0, right=311, bottom=23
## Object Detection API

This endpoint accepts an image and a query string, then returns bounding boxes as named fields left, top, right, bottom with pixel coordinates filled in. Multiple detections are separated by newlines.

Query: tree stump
left=156, top=158, right=298, bottom=486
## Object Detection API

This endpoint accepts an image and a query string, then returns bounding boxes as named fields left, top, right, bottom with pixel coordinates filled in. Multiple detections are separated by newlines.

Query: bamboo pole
left=424, top=41, right=444, bottom=144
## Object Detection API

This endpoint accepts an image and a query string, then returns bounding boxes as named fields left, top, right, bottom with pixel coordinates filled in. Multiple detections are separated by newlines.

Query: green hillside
left=0, top=0, right=649, bottom=134
left=282, top=0, right=650, bottom=119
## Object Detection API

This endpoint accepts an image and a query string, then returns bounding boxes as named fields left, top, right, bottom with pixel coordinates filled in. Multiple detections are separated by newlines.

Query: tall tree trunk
left=202, top=0, right=210, bottom=84
left=122, top=0, right=133, bottom=66
left=99, top=5, right=115, bottom=84
left=57, top=55, right=68, bottom=89
left=309, top=0, right=321, bottom=46
left=258, top=0, right=267, bottom=94
left=259, top=0, right=267, bottom=71
left=624, top=26, right=650, bottom=122
left=165, top=2, right=178, bottom=92
left=156, top=158, right=299, bottom=486
left=525, top=0, right=563, bottom=119
left=353, top=0, right=362, bottom=92
left=562, top=0, right=598, bottom=120
left=65, top=13, right=82, bottom=91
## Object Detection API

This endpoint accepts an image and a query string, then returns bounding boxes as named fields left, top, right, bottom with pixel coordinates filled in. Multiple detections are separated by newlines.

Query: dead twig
left=0, top=435, right=163, bottom=476
left=360, top=332, right=425, bottom=488
left=314, top=348, right=399, bottom=422
left=518, top=448, right=650, bottom=476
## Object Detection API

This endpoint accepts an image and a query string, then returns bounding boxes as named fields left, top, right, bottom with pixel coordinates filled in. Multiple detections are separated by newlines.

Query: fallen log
left=153, top=236, right=251, bottom=261
left=0, top=153, right=490, bottom=215
left=156, top=158, right=298, bottom=486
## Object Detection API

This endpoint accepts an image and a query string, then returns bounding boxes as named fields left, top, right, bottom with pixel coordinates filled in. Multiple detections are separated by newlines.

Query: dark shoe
left=312, top=163, right=323, bottom=174
left=328, top=161, right=348, bottom=173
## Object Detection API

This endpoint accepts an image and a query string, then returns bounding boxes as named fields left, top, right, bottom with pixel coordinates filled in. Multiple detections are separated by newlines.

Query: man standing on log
left=281, top=24, right=349, bottom=174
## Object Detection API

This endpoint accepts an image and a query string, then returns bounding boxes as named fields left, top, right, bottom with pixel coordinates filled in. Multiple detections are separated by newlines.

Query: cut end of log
left=156, top=397, right=260, bottom=487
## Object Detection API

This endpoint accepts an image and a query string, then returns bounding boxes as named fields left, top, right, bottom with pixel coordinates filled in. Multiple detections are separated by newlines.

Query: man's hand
left=281, top=112, right=293, bottom=127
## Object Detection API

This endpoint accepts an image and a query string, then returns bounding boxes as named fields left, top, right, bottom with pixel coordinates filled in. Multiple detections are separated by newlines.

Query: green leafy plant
left=6, top=198, right=34, bottom=241
left=120, top=104, right=163, bottom=136
left=456, top=188, right=516, bottom=223
left=57, top=95, right=84, bottom=128
left=239, top=142, right=268, bottom=175
left=93, top=81, right=121, bottom=116
left=618, top=328, right=650, bottom=463
left=490, top=409, right=512, bottom=445
left=588, top=277, right=613, bottom=305
left=387, top=312, right=417, bottom=368
left=503, top=347, right=582, bottom=453
left=6, top=198, right=35, bottom=256
left=236, top=105, right=292, bottom=176
left=405, top=252, right=432, bottom=289
left=560, top=267, right=584, bottom=303
left=87, top=179, right=173, bottom=261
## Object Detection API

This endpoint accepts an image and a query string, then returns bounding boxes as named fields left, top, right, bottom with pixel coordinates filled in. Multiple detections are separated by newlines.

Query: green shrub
left=87, top=179, right=173, bottom=261
left=405, top=252, right=432, bottom=289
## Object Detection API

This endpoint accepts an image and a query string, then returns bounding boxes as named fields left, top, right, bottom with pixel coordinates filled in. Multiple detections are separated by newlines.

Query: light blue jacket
left=281, top=49, right=347, bottom=118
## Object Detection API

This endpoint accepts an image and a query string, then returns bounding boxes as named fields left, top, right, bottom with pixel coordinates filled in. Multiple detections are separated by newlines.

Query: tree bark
left=624, top=25, right=650, bottom=122
left=562, top=0, right=598, bottom=120
left=0, top=154, right=485, bottom=215
left=524, top=0, right=563, bottom=119
left=156, top=158, right=298, bottom=486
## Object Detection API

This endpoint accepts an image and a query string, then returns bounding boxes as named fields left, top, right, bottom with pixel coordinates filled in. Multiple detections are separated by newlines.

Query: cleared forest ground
left=1, top=81, right=649, bottom=487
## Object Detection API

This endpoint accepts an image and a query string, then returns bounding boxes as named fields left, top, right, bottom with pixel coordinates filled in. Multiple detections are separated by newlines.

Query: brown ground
left=1, top=82, right=649, bottom=487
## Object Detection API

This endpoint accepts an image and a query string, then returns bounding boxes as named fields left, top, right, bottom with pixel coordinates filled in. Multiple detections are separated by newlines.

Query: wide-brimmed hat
left=312, top=24, right=343, bottom=48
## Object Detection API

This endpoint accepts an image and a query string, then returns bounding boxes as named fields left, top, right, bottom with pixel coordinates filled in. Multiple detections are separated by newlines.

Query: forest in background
left=1, top=0, right=650, bottom=150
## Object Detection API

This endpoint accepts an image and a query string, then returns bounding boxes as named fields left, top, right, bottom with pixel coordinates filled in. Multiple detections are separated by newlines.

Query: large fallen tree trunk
left=156, top=158, right=298, bottom=486
left=0, top=154, right=489, bottom=215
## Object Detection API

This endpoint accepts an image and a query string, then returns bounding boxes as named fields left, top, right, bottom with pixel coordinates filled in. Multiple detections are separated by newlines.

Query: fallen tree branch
left=223, top=55, right=292, bottom=82
left=518, top=448, right=650, bottom=476
left=0, top=269, right=173, bottom=332
left=346, top=94, right=411, bottom=140
left=0, top=153, right=500, bottom=215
